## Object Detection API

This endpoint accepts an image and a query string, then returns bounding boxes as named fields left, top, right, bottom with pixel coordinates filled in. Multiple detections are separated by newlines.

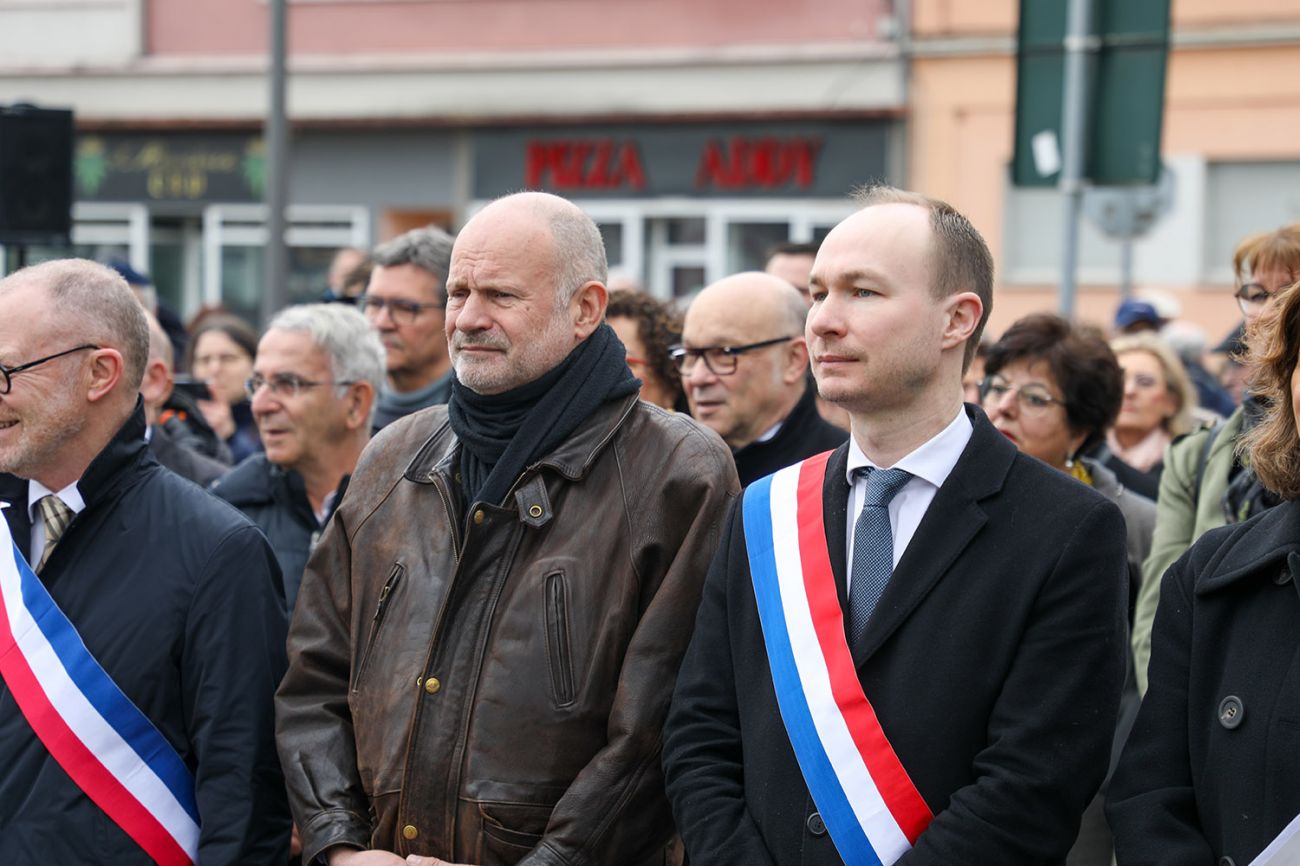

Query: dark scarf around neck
left=448, top=323, right=640, bottom=508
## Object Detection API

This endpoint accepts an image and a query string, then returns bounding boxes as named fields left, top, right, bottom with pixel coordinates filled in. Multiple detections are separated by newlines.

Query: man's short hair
left=0, top=259, right=150, bottom=394
left=266, top=303, right=387, bottom=424
left=852, top=185, right=995, bottom=367
left=765, top=240, right=821, bottom=263
left=544, top=204, right=608, bottom=303
left=371, top=226, right=455, bottom=302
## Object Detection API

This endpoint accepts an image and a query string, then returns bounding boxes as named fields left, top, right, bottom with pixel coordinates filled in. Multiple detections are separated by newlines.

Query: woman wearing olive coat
left=1108, top=282, right=1300, bottom=866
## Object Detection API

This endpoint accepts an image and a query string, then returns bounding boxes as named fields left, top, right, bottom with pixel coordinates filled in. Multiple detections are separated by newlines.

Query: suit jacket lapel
left=821, top=443, right=851, bottom=613
left=850, top=408, right=1017, bottom=668
left=0, top=474, right=33, bottom=562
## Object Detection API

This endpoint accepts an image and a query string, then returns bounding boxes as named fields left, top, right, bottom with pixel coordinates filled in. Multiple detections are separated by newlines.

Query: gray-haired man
left=359, top=226, right=456, bottom=429
left=212, top=303, right=385, bottom=610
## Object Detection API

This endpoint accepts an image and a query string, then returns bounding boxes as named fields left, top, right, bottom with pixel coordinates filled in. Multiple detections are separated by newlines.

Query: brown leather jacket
left=276, top=394, right=738, bottom=866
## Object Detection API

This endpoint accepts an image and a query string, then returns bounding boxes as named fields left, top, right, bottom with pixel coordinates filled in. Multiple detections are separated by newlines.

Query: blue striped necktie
left=848, top=467, right=912, bottom=648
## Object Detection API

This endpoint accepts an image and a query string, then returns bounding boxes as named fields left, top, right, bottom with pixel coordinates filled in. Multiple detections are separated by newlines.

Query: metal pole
left=1057, top=0, right=1096, bottom=319
left=1119, top=239, right=1134, bottom=301
left=261, top=0, right=289, bottom=325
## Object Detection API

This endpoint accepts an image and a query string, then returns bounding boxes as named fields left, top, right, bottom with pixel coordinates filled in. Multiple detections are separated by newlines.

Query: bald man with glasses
left=678, top=272, right=845, bottom=486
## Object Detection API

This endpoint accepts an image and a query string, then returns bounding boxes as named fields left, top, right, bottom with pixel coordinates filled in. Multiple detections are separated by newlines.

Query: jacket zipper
left=353, top=562, right=404, bottom=689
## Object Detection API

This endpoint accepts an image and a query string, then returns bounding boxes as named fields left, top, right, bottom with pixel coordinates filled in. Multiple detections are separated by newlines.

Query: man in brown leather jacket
left=276, top=191, right=739, bottom=866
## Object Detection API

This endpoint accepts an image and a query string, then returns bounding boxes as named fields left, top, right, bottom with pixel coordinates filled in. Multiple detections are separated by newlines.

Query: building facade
left=0, top=0, right=903, bottom=322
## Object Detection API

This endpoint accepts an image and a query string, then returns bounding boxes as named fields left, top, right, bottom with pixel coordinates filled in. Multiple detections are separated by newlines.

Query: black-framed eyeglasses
left=1235, top=283, right=1276, bottom=316
left=979, top=376, right=1065, bottom=415
left=358, top=293, right=442, bottom=326
left=669, top=336, right=795, bottom=377
left=245, top=373, right=357, bottom=400
left=0, top=344, right=99, bottom=395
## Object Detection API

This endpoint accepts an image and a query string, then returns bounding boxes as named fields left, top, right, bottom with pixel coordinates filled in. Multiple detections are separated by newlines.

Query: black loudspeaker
left=0, top=104, right=74, bottom=245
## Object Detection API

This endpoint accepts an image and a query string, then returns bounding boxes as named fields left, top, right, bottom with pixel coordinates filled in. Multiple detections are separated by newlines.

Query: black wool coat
left=1108, top=498, right=1300, bottom=866
left=663, top=407, right=1131, bottom=865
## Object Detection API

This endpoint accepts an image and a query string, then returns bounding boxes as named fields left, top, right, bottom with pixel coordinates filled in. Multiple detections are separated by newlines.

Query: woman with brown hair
left=605, top=289, right=685, bottom=412
left=1109, top=281, right=1300, bottom=866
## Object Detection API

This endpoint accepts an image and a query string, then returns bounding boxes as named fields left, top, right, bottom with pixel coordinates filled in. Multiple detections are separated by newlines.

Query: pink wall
left=148, top=0, right=888, bottom=56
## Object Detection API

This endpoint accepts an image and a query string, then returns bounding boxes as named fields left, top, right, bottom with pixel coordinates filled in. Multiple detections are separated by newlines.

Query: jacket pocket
left=354, top=562, right=404, bottom=689
left=544, top=570, right=575, bottom=707
left=478, top=801, right=549, bottom=862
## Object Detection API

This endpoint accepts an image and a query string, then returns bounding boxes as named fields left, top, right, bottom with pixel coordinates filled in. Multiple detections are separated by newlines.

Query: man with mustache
left=360, top=226, right=456, bottom=430
left=663, top=186, right=1129, bottom=865
left=276, top=191, right=738, bottom=866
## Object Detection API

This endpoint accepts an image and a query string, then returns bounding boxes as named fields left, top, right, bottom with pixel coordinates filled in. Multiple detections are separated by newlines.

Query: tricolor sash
left=0, top=512, right=200, bottom=866
left=743, top=452, right=932, bottom=865
left=1251, top=811, right=1300, bottom=866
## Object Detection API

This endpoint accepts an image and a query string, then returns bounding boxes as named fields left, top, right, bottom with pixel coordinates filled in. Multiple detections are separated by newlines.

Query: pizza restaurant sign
left=474, top=122, right=887, bottom=199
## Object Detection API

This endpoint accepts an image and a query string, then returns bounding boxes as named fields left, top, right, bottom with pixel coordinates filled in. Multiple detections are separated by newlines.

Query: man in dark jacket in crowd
left=679, top=271, right=846, bottom=486
left=663, top=187, right=1128, bottom=865
left=361, top=226, right=456, bottom=429
left=0, top=259, right=290, bottom=864
left=140, top=311, right=230, bottom=487
left=276, top=192, right=738, bottom=866
left=213, top=303, right=385, bottom=610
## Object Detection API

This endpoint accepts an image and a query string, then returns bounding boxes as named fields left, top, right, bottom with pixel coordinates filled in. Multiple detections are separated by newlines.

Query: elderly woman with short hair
left=1108, top=281, right=1300, bottom=866
left=1106, top=332, right=1198, bottom=483
left=981, top=313, right=1156, bottom=866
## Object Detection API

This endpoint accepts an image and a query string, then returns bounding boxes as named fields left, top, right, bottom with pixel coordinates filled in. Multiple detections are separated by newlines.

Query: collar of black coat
left=1193, top=498, right=1300, bottom=597
left=0, top=397, right=152, bottom=513
left=404, top=392, right=641, bottom=487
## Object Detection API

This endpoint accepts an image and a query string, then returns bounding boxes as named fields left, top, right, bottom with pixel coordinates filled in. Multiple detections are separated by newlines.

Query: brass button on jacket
left=473, top=509, right=485, bottom=525
left=402, top=824, right=418, bottom=840
left=424, top=677, right=441, bottom=695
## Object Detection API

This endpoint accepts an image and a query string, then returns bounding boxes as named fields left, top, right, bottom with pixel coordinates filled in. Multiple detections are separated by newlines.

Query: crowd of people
left=0, top=188, right=1297, bottom=866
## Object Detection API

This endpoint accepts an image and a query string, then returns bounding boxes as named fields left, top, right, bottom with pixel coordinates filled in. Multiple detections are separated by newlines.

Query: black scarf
left=448, top=323, right=640, bottom=508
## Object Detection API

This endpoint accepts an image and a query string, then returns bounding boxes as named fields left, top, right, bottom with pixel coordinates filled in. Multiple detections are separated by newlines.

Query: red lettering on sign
left=694, top=137, right=823, bottom=190
left=524, top=140, right=647, bottom=191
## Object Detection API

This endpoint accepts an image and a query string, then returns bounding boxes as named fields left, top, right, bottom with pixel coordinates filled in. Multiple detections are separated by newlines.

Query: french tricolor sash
left=0, top=513, right=200, bottom=866
left=743, top=451, right=933, bottom=865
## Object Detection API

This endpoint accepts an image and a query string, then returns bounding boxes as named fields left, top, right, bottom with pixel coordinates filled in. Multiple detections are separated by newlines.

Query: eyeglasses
left=358, top=294, right=442, bottom=326
left=1235, top=283, right=1277, bottom=316
left=245, top=373, right=356, bottom=400
left=0, top=344, right=99, bottom=395
left=668, top=336, right=794, bottom=377
left=979, top=377, right=1065, bottom=415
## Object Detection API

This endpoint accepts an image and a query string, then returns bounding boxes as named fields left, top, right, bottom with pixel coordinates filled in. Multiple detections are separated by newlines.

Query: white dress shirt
left=845, top=409, right=973, bottom=588
left=27, top=479, right=86, bottom=560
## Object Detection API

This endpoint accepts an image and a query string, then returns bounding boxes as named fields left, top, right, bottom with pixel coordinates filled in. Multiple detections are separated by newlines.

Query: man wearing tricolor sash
left=0, top=260, right=291, bottom=864
left=664, top=187, right=1130, bottom=865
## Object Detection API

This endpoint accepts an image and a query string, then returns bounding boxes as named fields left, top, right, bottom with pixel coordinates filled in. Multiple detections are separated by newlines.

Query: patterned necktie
left=35, top=494, right=74, bottom=574
left=848, top=467, right=912, bottom=648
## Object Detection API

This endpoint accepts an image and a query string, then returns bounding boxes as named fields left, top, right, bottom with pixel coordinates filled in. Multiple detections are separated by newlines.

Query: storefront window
left=726, top=221, right=790, bottom=274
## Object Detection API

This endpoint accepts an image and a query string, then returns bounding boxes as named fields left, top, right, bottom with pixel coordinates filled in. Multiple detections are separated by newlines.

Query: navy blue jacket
left=0, top=405, right=290, bottom=864
left=211, top=454, right=348, bottom=611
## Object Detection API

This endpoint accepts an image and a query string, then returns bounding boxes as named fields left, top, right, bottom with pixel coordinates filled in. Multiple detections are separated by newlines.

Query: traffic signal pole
left=1057, top=0, right=1095, bottom=319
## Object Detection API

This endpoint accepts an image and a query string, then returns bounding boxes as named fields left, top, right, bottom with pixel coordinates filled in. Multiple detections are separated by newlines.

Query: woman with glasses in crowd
left=1106, top=331, right=1199, bottom=488
left=1132, top=223, right=1300, bottom=695
left=1108, top=281, right=1300, bottom=866
left=606, top=289, right=685, bottom=412
left=186, top=314, right=263, bottom=464
left=980, top=313, right=1155, bottom=866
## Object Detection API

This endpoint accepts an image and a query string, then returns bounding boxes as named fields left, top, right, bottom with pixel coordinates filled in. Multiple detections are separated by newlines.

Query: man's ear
left=139, top=358, right=173, bottom=410
left=941, top=291, right=983, bottom=353
left=782, top=337, right=810, bottom=384
left=85, top=348, right=126, bottom=404
left=572, top=280, right=608, bottom=341
left=344, top=381, right=375, bottom=432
